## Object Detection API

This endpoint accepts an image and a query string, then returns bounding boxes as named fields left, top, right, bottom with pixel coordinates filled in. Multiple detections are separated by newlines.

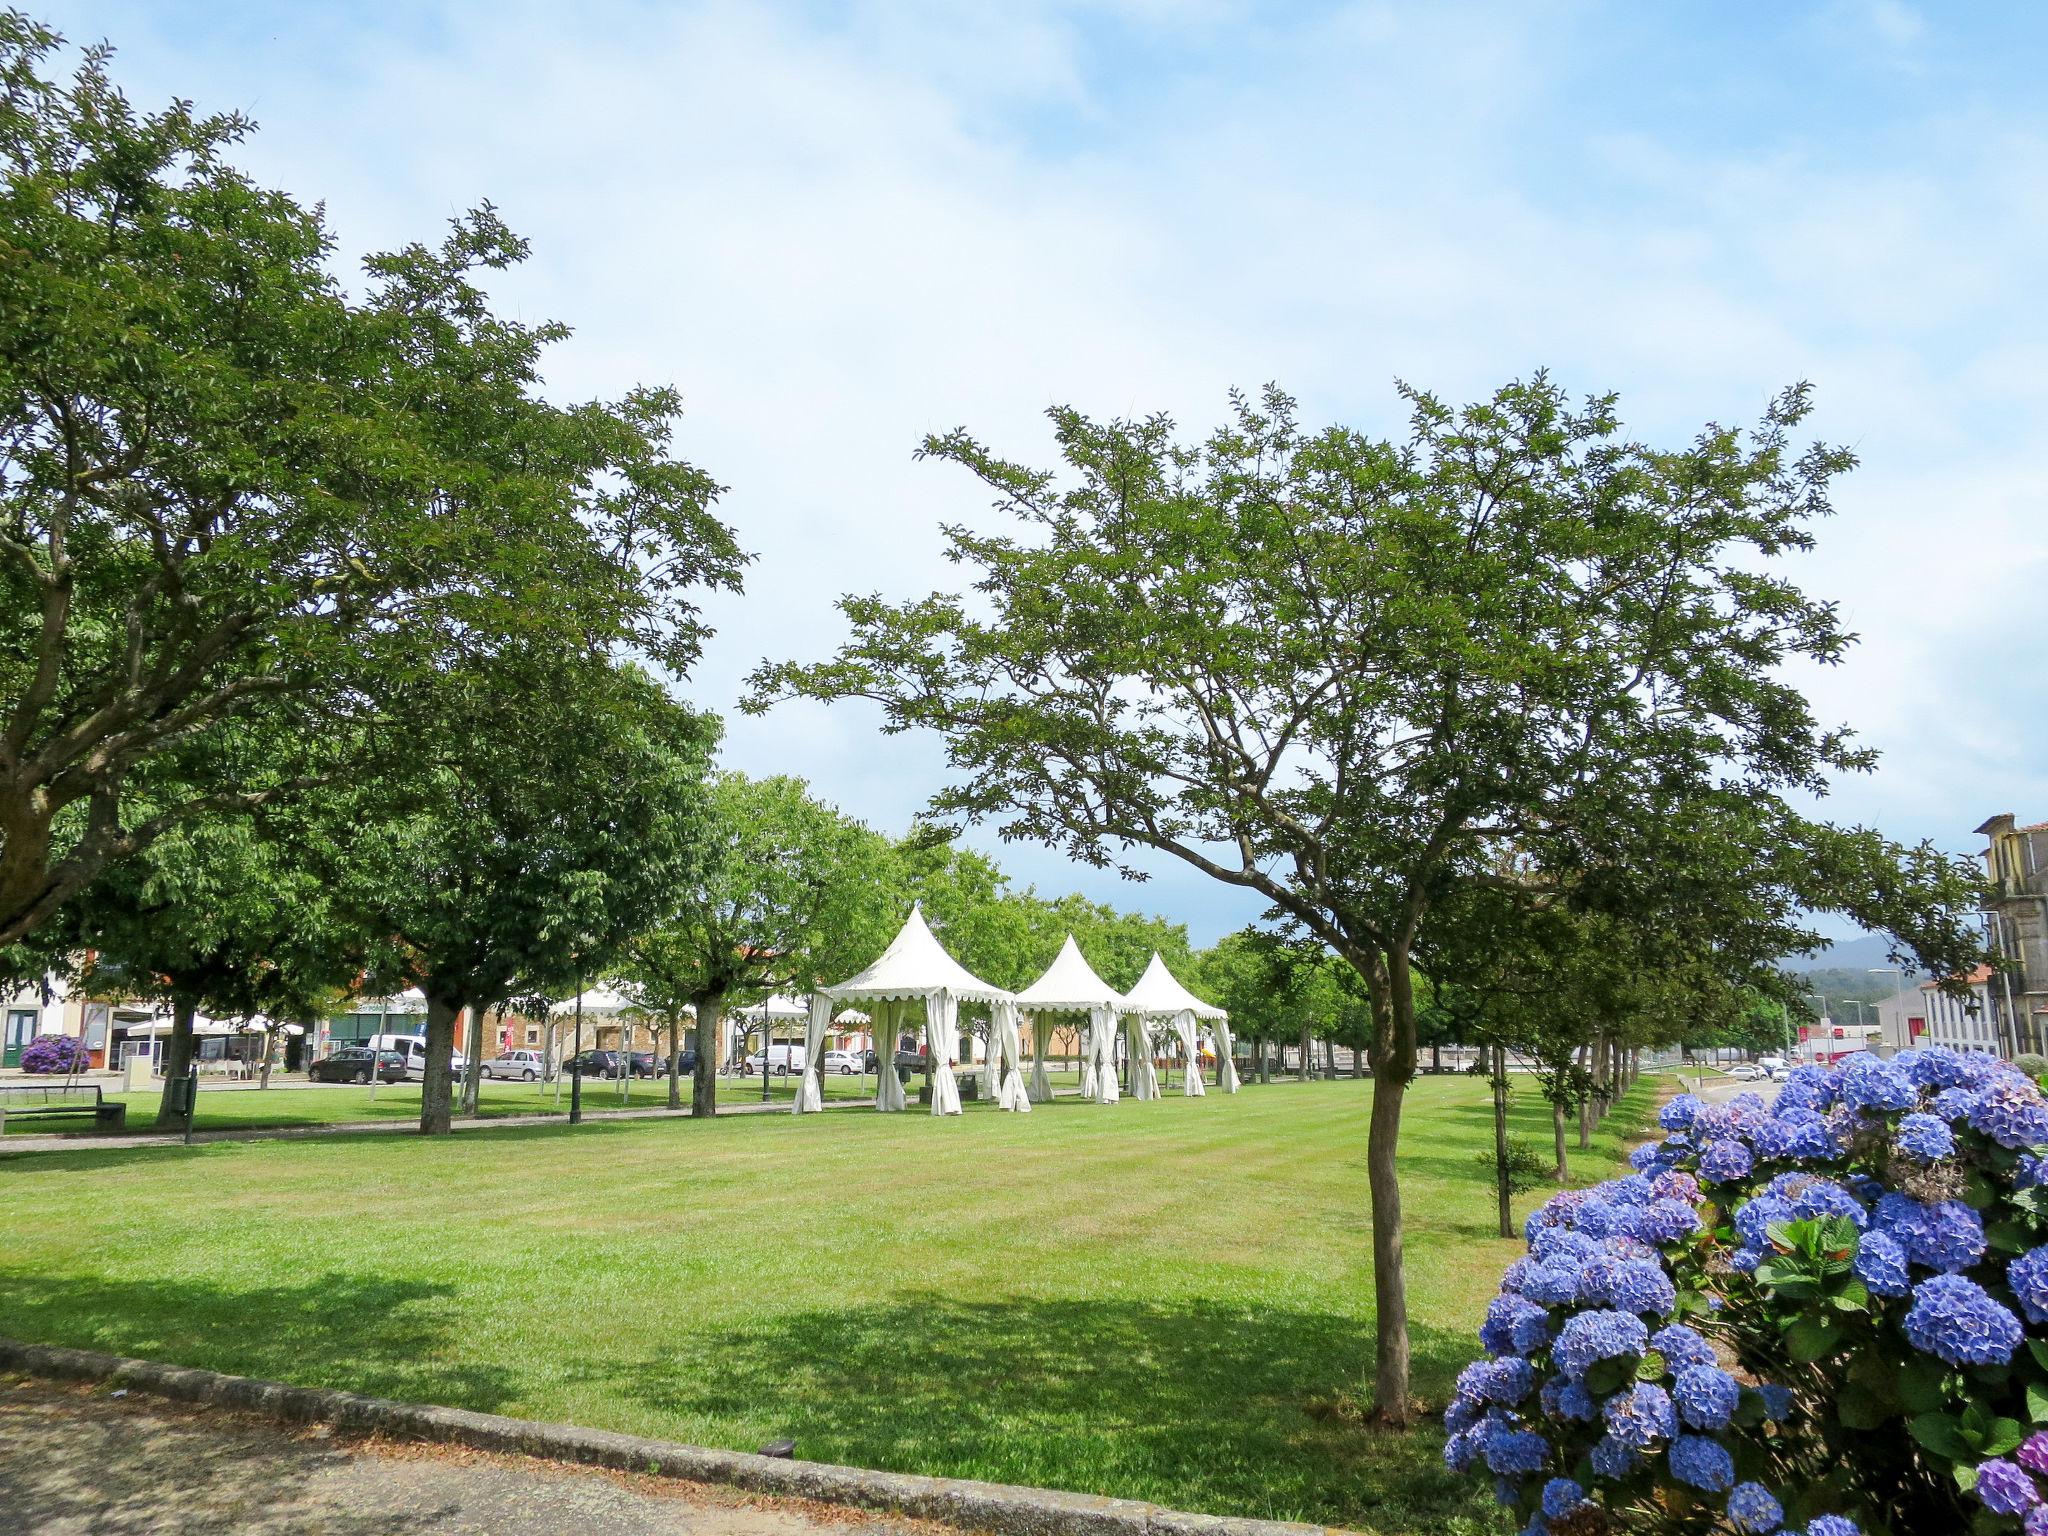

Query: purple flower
left=1875, top=1193, right=1984, bottom=1273
left=1668, top=1433, right=1735, bottom=1491
left=1806, top=1517, right=1861, bottom=1536
left=1969, top=1075, right=2048, bottom=1149
left=1604, top=1382, right=1676, bottom=1450
left=1895, top=1112, right=1956, bottom=1162
left=2019, top=1432, right=2048, bottom=1477
left=1903, top=1274, right=2024, bottom=1365
left=1672, top=1364, right=1740, bottom=1430
left=1975, top=1458, right=2041, bottom=1516
left=2028, top=1508, right=2048, bottom=1536
left=1852, top=1230, right=1911, bottom=1297
left=2010, top=1247, right=2048, bottom=1324
left=1728, top=1481, right=1783, bottom=1532
left=1552, top=1309, right=1648, bottom=1380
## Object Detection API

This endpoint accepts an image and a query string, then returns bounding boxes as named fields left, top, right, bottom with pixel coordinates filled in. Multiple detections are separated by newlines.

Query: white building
left=1887, top=965, right=2000, bottom=1054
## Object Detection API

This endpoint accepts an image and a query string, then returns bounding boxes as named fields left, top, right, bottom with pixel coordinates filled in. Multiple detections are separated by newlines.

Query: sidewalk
left=0, top=1376, right=941, bottom=1536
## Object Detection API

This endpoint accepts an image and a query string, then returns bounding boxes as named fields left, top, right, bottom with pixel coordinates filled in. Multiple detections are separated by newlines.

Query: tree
left=751, top=377, right=1986, bottom=1419
left=327, top=650, right=715, bottom=1135
left=622, top=773, right=896, bottom=1117
left=0, top=20, right=741, bottom=946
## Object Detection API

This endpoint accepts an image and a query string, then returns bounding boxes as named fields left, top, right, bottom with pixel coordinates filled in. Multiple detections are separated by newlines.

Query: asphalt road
left=0, top=1379, right=946, bottom=1536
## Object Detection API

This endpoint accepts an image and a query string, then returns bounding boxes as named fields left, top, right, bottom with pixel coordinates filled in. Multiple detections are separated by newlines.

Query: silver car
left=480, top=1048, right=546, bottom=1081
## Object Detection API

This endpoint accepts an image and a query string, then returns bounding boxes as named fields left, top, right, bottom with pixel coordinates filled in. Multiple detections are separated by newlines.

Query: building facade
left=1977, top=814, right=2048, bottom=1056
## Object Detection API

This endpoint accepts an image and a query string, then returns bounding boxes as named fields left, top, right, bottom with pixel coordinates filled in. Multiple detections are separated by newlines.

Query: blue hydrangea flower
left=1901, top=1199, right=1985, bottom=1273
left=1699, top=1138, right=1755, bottom=1184
left=1756, top=1383, right=1793, bottom=1421
left=1969, top=1075, right=2048, bottom=1149
left=1839, top=1054, right=1916, bottom=1113
left=1480, top=1422, right=1549, bottom=1477
left=1729, top=1481, right=1784, bottom=1532
left=1975, top=1458, right=2041, bottom=1515
left=1852, top=1229, right=1911, bottom=1297
left=1540, top=1477, right=1588, bottom=1519
left=1607, top=1258, right=1677, bottom=1317
left=1660, top=1094, right=1704, bottom=1131
left=1805, top=1518, right=1861, bottom=1536
left=1668, top=1433, right=1735, bottom=1491
left=1589, top=1432, right=1639, bottom=1479
left=1551, top=1309, right=1648, bottom=1379
left=1650, top=1323, right=1716, bottom=1369
left=1903, top=1274, right=2024, bottom=1365
left=1933, top=1086, right=1981, bottom=1122
left=1442, top=1427, right=1480, bottom=1472
left=1604, top=1382, right=1676, bottom=1449
left=2021, top=1154, right=2048, bottom=1190
left=2009, top=1247, right=2048, bottom=1324
left=1902, top=1046, right=1970, bottom=1090
left=1895, top=1112, right=1956, bottom=1161
left=1672, top=1364, right=1740, bottom=1430
left=1541, top=1376, right=1598, bottom=1423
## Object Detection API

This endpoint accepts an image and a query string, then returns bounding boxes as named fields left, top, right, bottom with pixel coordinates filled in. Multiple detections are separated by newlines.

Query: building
left=1884, top=965, right=1998, bottom=1054
left=1977, top=814, right=2048, bottom=1056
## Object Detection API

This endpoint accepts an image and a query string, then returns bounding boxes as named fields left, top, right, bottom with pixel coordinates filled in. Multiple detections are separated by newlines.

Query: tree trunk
left=1351, top=1042, right=1364, bottom=1079
left=667, top=1012, right=684, bottom=1110
left=460, top=1007, right=486, bottom=1116
left=1553, top=1098, right=1569, bottom=1184
left=153, top=993, right=200, bottom=1129
left=1324, top=1036, right=1338, bottom=1078
left=420, top=994, right=461, bottom=1136
left=1367, top=1061, right=1411, bottom=1420
left=258, top=1028, right=277, bottom=1090
left=1299, top=1021, right=1311, bottom=1080
left=1491, top=1044, right=1514, bottom=1239
left=1431, top=1040, right=1441, bottom=1074
left=1576, top=1041, right=1593, bottom=1150
left=691, top=993, right=723, bottom=1118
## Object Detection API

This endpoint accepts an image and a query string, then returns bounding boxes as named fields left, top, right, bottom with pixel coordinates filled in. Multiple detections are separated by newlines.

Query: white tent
left=798, top=903, right=1013, bottom=1116
left=1014, top=935, right=1124, bottom=1106
left=1120, top=952, right=1235, bottom=1095
left=549, top=987, right=636, bottom=1017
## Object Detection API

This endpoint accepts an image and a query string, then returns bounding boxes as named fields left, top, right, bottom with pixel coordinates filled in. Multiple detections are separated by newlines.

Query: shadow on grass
left=0, top=1268, right=520, bottom=1414
left=561, top=1293, right=1493, bottom=1531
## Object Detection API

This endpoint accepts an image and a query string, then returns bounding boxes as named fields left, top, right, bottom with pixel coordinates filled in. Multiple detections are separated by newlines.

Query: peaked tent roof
left=819, top=903, right=1012, bottom=1005
left=550, top=986, right=636, bottom=1016
left=1119, top=952, right=1227, bottom=1020
left=733, top=993, right=810, bottom=1019
left=1015, top=935, right=1123, bottom=1011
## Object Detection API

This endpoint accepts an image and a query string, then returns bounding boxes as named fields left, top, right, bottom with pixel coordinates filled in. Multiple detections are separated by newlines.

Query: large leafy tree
left=328, top=650, right=716, bottom=1135
left=751, top=377, right=1984, bottom=1418
left=621, top=772, right=895, bottom=1116
left=0, top=19, right=740, bottom=945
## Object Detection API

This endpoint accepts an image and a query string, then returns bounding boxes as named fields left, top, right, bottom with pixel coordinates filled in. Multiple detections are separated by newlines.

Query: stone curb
left=0, top=1339, right=1346, bottom=1536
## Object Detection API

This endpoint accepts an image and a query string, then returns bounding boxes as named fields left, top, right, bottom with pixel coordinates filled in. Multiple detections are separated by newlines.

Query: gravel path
left=0, top=1378, right=947, bottom=1536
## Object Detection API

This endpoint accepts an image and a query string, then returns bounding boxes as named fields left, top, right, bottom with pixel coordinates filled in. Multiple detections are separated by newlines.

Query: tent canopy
left=819, top=903, right=1011, bottom=1004
left=1015, top=935, right=1123, bottom=1013
left=550, top=987, right=636, bottom=1017
left=734, top=993, right=810, bottom=1020
left=1119, top=952, right=1227, bottom=1020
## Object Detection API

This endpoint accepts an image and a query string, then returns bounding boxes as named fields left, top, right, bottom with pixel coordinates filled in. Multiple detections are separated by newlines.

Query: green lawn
left=0, top=1074, right=1661, bottom=1532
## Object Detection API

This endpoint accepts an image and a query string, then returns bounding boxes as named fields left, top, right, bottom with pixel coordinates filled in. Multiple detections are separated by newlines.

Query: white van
left=368, top=1033, right=467, bottom=1081
left=743, top=1042, right=808, bottom=1076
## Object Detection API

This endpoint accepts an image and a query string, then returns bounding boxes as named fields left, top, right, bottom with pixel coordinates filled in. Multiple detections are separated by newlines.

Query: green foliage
left=1475, top=1135, right=1552, bottom=1199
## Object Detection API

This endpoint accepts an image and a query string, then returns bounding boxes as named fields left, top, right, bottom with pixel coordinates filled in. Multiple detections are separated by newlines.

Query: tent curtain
left=1173, top=1008, right=1205, bottom=1097
left=1124, top=1013, right=1160, bottom=1100
left=793, top=995, right=830, bottom=1113
left=1028, top=1013, right=1054, bottom=1102
left=875, top=997, right=907, bottom=1111
left=1079, top=1018, right=1098, bottom=1099
left=992, top=1000, right=1031, bottom=1113
left=1090, top=1004, right=1120, bottom=1104
left=1215, top=1017, right=1240, bottom=1092
left=930, top=990, right=962, bottom=1115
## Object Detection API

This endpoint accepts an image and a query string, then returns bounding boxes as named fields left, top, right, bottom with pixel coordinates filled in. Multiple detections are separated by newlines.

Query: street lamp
left=1870, top=967, right=1909, bottom=1055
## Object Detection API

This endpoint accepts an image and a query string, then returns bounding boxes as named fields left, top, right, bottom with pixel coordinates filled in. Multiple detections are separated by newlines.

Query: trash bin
left=163, top=1072, right=196, bottom=1121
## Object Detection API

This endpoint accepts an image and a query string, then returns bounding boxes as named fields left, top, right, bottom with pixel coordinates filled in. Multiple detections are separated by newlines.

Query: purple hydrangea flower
left=1903, top=1274, right=2024, bottom=1365
left=1875, top=1193, right=1984, bottom=1273
left=1728, top=1481, right=1784, bottom=1532
left=1969, top=1076, right=2048, bottom=1149
left=1976, top=1458, right=2041, bottom=1516
left=2028, top=1507, right=2048, bottom=1536
left=1672, top=1364, right=1740, bottom=1430
left=1852, top=1229, right=1911, bottom=1297
left=1895, top=1112, right=1956, bottom=1162
left=1668, top=1433, right=1735, bottom=1491
left=2020, top=1432, right=2048, bottom=1477
left=1805, top=1518, right=1861, bottom=1536
left=1603, top=1382, right=1676, bottom=1450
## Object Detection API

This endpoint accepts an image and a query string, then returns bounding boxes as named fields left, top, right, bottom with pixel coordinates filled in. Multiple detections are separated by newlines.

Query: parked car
left=481, top=1048, right=546, bottom=1081
left=311, top=1047, right=409, bottom=1085
left=1730, top=1063, right=1764, bottom=1080
left=741, top=1043, right=809, bottom=1076
left=564, top=1049, right=627, bottom=1078
left=822, top=1049, right=863, bottom=1075
left=367, top=1033, right=466, bottom=1081
left=626, top=1051, right=661, bottom=1078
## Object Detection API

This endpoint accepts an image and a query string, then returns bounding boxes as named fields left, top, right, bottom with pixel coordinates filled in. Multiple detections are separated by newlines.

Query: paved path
left=0, top=1378, right=946, bottom=1536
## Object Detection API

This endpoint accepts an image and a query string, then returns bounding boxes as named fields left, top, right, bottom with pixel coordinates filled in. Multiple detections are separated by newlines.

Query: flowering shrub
left=1445, top=1048, right=2048, bottom=1535
left=17, top=1033, right=83, bottom=1074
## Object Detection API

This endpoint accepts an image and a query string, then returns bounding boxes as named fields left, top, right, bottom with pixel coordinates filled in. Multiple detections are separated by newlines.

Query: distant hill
left=1778, top=934, right=1906, bottom=974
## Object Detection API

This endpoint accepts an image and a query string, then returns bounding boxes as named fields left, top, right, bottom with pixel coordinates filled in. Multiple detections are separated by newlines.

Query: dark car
left=311, top=1047, right=408, bottom=1085
left=563, top=1049, right=626, bottom=1078
left=626, top=1051, right=661, bottom=1078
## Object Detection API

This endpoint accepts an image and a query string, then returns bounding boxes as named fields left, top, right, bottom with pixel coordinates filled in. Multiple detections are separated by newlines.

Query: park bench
left=0, top=1081, right=127, bottom=1134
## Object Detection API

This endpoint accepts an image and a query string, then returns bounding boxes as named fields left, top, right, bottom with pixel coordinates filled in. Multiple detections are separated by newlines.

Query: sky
left=38, top=0, right=2048, bottom=945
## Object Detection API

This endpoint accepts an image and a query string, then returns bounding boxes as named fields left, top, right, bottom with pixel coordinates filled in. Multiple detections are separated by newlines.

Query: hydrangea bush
left=17, top=1033, right=83, bottom=1073
left=1445, top=1047, right=2048, bottom=1535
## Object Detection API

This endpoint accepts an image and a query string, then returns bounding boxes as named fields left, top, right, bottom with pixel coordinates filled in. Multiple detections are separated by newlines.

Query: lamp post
left=569, top=980, right=584, bottom=1125
left=1870, top=967, right=1911, bottom=1057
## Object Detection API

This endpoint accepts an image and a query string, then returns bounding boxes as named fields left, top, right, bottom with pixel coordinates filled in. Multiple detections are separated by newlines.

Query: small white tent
left=1014, top=935, right=1124, bottom=1105
left=1120, top=952, right=1235, bottom=1095
left=799, top=904, right=1014, bottom=1116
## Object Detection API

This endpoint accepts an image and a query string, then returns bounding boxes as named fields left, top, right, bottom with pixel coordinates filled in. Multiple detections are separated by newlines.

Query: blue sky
left=40, top=0, right=2048, bottom=944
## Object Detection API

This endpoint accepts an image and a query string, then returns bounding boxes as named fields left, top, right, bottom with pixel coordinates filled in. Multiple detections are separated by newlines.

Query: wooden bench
left=0, top=1081, right=127, bottom=1134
